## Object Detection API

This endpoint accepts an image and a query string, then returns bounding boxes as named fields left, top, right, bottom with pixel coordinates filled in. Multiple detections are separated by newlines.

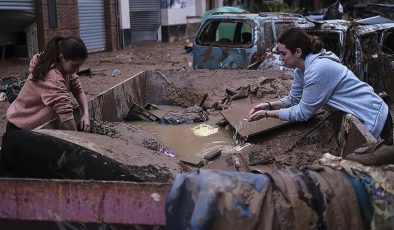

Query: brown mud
left=1, top=40, right=392, bottom=177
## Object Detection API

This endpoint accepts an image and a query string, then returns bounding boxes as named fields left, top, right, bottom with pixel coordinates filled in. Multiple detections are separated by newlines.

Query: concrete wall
left=161, top=0, right=198, bottom=26
left=160, top=0, right=202, bottom=42
left=35, top=0, right=118, bottom=52
left=36, top=0, right=80, bottom=50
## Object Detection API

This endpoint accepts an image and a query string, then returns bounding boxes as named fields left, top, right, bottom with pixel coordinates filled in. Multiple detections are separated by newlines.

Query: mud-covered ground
left=143, top=68, right=340, bottom=171
left=1, top=40, right=392, bottom=180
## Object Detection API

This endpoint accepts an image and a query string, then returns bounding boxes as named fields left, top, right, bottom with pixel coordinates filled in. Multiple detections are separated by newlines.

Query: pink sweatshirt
left=6, top=54, right=84, bottom=129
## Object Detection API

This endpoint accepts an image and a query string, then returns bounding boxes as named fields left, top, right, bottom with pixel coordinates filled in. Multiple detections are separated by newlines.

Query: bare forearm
left=75, top=91, right=91, bottom=132
left=61, top=119, right=77, bottom=131
left=76, top=91, right=89, bottom=114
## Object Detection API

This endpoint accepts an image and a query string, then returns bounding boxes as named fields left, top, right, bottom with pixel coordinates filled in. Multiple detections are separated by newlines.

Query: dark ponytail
left=277, top=27, right=323, bottom=59
left=32, top=36, right=88, bottom=81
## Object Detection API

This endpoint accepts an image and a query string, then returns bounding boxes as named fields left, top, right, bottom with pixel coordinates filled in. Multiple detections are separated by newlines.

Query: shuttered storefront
left=0, top=0, right=35, bottom=11
left=129, top=0, right=160, bottom=43
left=78, top=0, right=106, bottom=52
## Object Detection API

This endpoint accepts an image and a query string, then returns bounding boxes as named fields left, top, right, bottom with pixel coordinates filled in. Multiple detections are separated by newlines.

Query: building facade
left=0, top=0, right=215, bottom=57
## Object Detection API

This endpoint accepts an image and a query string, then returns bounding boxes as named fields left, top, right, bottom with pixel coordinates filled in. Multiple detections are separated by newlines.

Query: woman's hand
left=248, top=109, right=268, bottom=122
left=248, top=102, right=270, bottom=117
left=80, top=113, right=90, bottom=132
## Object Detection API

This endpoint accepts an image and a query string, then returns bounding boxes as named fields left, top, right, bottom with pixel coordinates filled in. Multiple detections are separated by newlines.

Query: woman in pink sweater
left=6, top=36, right=90, bottom=132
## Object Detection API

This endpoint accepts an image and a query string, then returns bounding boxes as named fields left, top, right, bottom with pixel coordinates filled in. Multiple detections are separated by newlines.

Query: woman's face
left=277, top=43, right=300, bottom=69
left=59, top=55, right=86, bottom=74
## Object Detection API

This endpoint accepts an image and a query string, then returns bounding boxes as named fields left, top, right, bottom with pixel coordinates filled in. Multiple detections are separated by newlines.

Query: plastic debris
left=0, top=92, right=6, bottom=102
left=111, top=68, right=121, bottom=77
left=161, top=147, right=177, bottom=157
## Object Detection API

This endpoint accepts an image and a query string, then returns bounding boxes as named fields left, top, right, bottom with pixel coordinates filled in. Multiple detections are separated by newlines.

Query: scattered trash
left=76, top=68, right=91, bottom=77
left=192, top=124, right=218, bottom=136
left=248, top=150, right=273, bottom=166
left=0, top=92, right=6, bottom=102
left=124, top=102, right=161, bottom=122
left=144, top=103, right=159, bottom=110
left=111, top=68, right=121, bottom=77
left=91, top=68, right=106, bottom=77
left=0, top=79, right=25, bottom=103
left=161, top=106, right=208, bottom=125
left=161, top=147, right=177, bottom=157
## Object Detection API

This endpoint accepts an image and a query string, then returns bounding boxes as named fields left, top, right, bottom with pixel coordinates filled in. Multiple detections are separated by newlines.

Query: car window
left=273, top=21, right=296, bottom=38
left=240, top=23, right=253, bottom=45
left=360, top=33, right=385, bottom=89
left=216, top=22, right=237, bottom=42
left=196, top=19, right=254, bottom=46
left=261, top=21, right=297, bottom=51
left=360, top=33, right=381, bottom=57
left=307, top=31, right=342, bottom=59
left=382, top=30, right=394, bottom=55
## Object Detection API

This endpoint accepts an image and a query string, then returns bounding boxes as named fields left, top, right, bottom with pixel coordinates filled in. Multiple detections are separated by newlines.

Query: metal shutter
left=78, top=0, right=106, bottom=52
left=129, top=0, right=160, bottom=42
left=0, top=0, right=35, bottom=11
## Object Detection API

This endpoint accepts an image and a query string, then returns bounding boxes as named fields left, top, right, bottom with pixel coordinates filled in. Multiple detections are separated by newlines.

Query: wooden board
left=220, top=106, right=290, bottom=138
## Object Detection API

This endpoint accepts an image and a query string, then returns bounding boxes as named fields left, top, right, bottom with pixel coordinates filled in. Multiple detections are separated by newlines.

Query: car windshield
left=382, top=30, right=394, bottom=55
left=196, top=19, right=254, bottom=47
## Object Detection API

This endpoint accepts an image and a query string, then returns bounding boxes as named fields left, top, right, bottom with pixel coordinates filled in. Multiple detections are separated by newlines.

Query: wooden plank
left=220, top=106, right=290, bottom=138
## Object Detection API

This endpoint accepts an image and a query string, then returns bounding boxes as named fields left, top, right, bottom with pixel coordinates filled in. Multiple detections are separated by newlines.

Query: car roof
left=208, top=13, right=258, bottom=18
left=259, top=12, right=306, bottom=20
left=310, top=20, right=351, bottom=32
left=354, top=23, right=394, bottom=36
left=307, top=19, right=394, bottom=34
left=207, top=12, right=310, bottom=22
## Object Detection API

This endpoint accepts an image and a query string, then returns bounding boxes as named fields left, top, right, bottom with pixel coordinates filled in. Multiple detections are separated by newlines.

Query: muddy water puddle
left=132, top=105, right=235, bottom=164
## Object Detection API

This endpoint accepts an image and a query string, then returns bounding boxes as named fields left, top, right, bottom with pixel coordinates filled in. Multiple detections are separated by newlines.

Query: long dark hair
left=277, top=27, right=323, bottom=59
left=32, top=36, right=88, bottom=81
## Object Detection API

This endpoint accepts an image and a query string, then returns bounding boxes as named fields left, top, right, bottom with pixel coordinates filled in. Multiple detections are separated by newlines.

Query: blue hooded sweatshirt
left=278, top=49, right=388, bottom=139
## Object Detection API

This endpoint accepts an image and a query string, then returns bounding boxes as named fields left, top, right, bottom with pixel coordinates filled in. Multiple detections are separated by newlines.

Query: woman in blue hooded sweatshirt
left=248, top=27, right=393, bottom=145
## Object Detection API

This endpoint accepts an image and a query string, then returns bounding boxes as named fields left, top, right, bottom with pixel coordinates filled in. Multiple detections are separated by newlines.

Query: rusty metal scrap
left=0, top=178, right=170, bottom=225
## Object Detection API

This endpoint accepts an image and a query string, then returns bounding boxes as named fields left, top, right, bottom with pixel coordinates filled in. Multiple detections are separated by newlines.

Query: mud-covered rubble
left=146, top=69, right=293, bottom=111
left=199, top=111, right=339, bottom=171
left=84, top=68, right=340, bottom=172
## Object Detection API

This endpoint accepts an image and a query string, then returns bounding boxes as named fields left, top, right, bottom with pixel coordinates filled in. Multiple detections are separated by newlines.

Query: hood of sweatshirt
left=305, top=49, right=341, bottom=67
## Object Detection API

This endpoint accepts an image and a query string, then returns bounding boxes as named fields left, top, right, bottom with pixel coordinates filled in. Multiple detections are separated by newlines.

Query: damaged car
left=259, top=18, right=394, bottom=99
left=304, top=19, right=394, bottom=99
left=192, top=12, right=313, bottom=69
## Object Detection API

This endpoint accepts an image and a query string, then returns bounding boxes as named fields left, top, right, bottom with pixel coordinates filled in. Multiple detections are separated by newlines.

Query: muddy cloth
left=166, top=169, right=272, bottom=230
left=269, top=166, right=365, bottom=230
left=340, top=164, right=394, bottom=229
left=166, top=167, right=365, bottom=230
left=160, top=105, right=208, bottom=125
